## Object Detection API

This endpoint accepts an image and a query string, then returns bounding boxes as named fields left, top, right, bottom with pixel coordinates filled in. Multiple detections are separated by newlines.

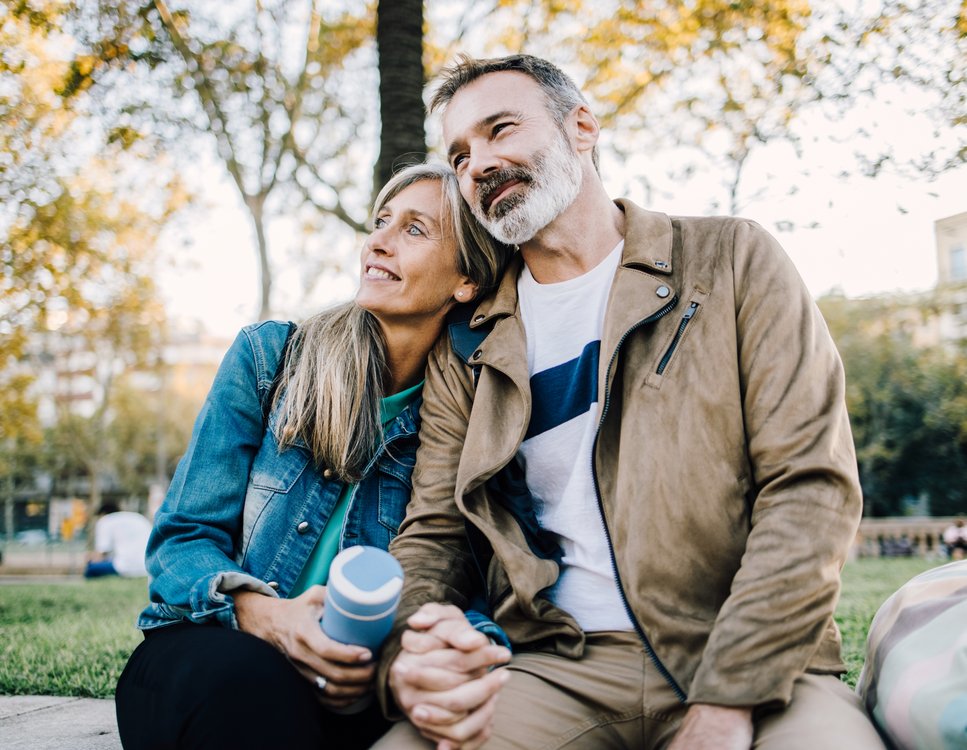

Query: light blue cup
left=321, top=546, right=404, bottom=652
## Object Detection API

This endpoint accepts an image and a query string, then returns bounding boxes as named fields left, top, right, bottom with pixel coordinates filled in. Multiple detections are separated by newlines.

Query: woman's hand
left=233, top=586, right=375, bottom=711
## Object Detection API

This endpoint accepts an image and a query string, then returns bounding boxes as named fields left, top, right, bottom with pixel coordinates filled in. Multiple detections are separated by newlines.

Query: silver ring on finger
left=315, top=675, right=328, bottom=692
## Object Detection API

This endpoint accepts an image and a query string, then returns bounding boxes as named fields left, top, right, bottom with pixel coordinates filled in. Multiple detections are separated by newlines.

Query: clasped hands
left=390, top=603, right=512, bottom=750
left=233, top=588, right=510, bottom=746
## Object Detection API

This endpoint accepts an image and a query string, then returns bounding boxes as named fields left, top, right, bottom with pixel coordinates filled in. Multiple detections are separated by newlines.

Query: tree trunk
left=3, top=473, right=13, bottom=543
left=85, top=459, right=103, bottom=553
left=374, top=0, right=427, bottom=193
left=244, top=194, right=273, bottom=320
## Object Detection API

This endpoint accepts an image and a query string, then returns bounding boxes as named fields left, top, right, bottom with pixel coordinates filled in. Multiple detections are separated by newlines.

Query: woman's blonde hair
left=273, top=163, right=511, bottom=481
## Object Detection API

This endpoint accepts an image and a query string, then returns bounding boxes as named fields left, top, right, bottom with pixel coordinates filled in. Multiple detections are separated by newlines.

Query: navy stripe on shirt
left=525, top=341, right=600, bottom=441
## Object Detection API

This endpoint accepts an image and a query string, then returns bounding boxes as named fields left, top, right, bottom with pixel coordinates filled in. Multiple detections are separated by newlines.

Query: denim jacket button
left=267, top=581, right=279, bottom=590
left=323, top=468, right=334, bottom=479
left=297, top=521, right=309, bottom=534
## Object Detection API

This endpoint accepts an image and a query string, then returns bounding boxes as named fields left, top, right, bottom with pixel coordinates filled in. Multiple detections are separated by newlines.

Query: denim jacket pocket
left=240, top=434, right=311, bottom=562
left=376, top=447, right=416, bottom=537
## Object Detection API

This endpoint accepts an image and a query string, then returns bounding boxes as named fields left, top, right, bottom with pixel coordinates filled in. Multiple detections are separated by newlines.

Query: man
left=375, top=54, right=884, bottom=749
left=84, top=503, right=152, bottom=578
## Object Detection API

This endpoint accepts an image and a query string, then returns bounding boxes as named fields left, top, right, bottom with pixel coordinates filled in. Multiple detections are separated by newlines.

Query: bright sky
left=158, top=102, right=967, bottom=339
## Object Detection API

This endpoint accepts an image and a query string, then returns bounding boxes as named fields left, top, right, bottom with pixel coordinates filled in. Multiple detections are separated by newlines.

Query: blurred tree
left=0, top=419, right=42, bottom=542
left=473, top=0, right=966, bottom=216
left=41, top=375, right=199, bottom=517
left=60, top=0, right=379, bottom=320
left=819, top=294, right=967, bottom=517
left=53, top=0, right=965, bottom=317
left=1, top=4, right=183, bottom=521
left=67, top=0, right=431, bottom=318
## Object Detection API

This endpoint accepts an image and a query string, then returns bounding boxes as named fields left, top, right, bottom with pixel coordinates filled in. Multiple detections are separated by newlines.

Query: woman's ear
left=454, top=279, right=479, bottom=303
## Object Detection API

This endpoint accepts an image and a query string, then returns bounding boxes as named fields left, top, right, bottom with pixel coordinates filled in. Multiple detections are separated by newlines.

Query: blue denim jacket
left=139, top=321, right=506, bottom=645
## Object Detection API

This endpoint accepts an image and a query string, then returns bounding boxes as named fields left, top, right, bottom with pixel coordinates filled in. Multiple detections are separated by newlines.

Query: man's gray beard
left=474, top=135, right=582, bottom=245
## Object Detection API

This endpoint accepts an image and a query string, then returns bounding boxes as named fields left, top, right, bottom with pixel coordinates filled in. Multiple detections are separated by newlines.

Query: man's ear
left=571, top=104, right=599, bottom=155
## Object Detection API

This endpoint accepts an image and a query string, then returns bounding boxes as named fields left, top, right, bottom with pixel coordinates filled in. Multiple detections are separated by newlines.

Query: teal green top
left=288, top=381, right=423, bottom=597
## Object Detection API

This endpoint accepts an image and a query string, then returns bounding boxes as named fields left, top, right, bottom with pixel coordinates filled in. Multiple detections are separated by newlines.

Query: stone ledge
left=0, top=696, right=119, bottom=750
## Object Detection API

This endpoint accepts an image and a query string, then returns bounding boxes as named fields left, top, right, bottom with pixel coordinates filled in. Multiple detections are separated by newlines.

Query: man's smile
left=482, top=179, right=523, bottom=212
left=477, top=168, right=533, bottom=215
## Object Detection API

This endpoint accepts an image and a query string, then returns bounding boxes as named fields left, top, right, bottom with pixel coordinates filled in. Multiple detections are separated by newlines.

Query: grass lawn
left=0, top=556, right=952, bottom=698
left=0, top=576, right=147, bottom=698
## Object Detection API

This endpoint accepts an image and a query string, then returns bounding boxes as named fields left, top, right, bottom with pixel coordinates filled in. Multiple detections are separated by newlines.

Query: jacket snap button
left=473, top=314, right=485, bottom=322
left=472, top=350, right=482, bottom=360
left=297, top=521, right=309, bottom=534
left=267, top=581, right=279, bottom=590
left=323, top=468, right=334, bottom=479
left=656, top=285, right=670, bottom=298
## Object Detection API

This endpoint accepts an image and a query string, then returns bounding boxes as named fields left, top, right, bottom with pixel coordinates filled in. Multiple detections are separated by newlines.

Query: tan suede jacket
left=379, top=200, right=861, bottom=712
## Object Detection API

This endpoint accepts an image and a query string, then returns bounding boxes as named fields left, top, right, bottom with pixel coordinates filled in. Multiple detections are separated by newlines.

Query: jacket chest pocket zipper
left=656, top=301, right=700, bottom=375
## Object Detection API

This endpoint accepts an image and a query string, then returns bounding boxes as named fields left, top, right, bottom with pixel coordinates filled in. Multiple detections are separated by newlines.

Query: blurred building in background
left=826, top=210, right=967, bottom=350
left=934, top=211, right=967, bottom=344
left=2, top=321, right=230, bottom=541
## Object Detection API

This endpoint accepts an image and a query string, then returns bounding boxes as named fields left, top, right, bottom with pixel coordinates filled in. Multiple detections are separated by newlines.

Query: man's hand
left=667, top=703, right=754, bottom=750
left=233, top=586, right=375, bottom=711
left=390, top=604, right=511, bottom=750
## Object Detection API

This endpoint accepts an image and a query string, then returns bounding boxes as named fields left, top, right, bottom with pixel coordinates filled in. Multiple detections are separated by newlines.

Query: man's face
left=443, top=72, right=582, bottom=245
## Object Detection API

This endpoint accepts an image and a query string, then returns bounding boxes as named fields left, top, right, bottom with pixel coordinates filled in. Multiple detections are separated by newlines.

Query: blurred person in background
left=83, top=502, right=151, bottom=579
left=113, top=163, right=513, bottom=750
left=943, top=517, right=967, bottom=559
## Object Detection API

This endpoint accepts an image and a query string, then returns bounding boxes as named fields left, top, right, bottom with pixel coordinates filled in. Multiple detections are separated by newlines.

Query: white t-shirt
left=94, top=511, right=152, bottom=577
left=517, top=241, right=634, bottom=632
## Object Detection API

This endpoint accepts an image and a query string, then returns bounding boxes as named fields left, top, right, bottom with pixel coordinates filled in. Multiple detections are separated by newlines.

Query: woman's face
left=356, top=179, right=474, bottom=325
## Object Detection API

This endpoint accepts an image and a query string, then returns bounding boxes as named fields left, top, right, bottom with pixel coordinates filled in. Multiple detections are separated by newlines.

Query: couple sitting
left=115, top=54, right=887, bottom=750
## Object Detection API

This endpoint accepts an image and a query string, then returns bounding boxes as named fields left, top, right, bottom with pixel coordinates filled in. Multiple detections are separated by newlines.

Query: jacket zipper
left=591, top=295, right=689, bottom=703
left=656, top=301, right=699, bottom=375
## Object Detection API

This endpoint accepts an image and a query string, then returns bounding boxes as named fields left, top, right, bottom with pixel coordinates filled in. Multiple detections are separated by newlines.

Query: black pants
left=115, top=624, right=392, bottom=750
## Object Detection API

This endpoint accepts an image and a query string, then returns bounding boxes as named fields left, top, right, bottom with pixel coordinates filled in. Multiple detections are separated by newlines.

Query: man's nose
left=467, top=143, right=500, bottom=181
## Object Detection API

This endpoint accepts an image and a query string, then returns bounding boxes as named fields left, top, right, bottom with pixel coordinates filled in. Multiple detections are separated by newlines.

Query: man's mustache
left=475, top=167, right=533, bottom=213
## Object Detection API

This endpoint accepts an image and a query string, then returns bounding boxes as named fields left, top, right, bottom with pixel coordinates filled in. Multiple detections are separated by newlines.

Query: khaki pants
left=374, top=632, right=886, bottom=750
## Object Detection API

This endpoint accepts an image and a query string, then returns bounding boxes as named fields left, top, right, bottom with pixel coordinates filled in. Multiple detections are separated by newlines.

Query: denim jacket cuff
left=188, top=571, right=279, bottom=630
left=465, top=609, right=512, bottom=650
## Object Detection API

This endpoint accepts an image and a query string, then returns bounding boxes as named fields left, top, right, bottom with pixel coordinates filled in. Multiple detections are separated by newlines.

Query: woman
left=115, top=163, right=512, bottom=750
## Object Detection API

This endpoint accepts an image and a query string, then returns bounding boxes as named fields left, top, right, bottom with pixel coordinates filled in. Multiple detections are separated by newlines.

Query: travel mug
left=321, top=545, right=404, bottom=652
left=320, top=545, right=404, bottom=714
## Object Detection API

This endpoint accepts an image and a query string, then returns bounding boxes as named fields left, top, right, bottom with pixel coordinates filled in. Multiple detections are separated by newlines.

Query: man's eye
left=493, top=122, right=513, bottom=136
left=453, top=154, right=467, bottom=170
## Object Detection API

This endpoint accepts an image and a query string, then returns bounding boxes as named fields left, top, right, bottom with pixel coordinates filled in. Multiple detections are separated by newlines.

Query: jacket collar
left=474, top=199, right=674, bottom=317
left=615, top=198, right=674, bottom=275
left=450, top=199, right=677, bottom=362
left=469, top=252, right=525, bottom=328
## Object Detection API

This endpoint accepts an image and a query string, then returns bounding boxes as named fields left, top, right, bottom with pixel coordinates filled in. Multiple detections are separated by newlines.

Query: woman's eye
left=374, top=216, right=387, bottom=229
left=407, top=224, right=425, bottom=236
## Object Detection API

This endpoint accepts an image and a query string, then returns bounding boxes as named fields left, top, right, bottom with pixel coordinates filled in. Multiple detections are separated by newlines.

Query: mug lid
left=328, top=546, right=403, bottom=605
